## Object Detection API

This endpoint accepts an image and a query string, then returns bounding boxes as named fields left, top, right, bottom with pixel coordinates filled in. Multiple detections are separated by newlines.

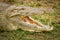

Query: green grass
left=0, top=23, right=60, bottom=40
left=0, top=1, right=60, bottom=40
left=0, top=12, right=60, bottom=40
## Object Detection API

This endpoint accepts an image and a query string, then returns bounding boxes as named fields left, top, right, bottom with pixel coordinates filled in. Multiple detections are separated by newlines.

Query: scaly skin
left=0, top=5, right=54, bottom=32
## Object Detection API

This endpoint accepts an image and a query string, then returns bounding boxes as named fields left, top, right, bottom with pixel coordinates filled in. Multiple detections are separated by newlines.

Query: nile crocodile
left=0, top=5, right=54, bottom=32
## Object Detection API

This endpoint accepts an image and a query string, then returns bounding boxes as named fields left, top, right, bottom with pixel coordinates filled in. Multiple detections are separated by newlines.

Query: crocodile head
left=5, top=5, right=53, bottom=32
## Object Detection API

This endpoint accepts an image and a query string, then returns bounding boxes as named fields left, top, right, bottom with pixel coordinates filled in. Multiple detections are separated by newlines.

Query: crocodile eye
left=20, top=8, right=25, bottom=10
left=10, top=8, right=16, bottom=12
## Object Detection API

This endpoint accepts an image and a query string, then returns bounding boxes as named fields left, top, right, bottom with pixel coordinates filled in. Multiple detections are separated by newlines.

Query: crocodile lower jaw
left=20, top=16, right=53, bottom=32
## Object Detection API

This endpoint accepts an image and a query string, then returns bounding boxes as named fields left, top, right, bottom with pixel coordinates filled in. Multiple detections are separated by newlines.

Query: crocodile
left=0, top=5, right=54, bottom=32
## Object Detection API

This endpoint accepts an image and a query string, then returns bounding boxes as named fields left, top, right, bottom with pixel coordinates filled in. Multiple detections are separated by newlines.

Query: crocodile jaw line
left=21, top=16, right=42, bottom=27
left=20, top=16, right=53, bottom=32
